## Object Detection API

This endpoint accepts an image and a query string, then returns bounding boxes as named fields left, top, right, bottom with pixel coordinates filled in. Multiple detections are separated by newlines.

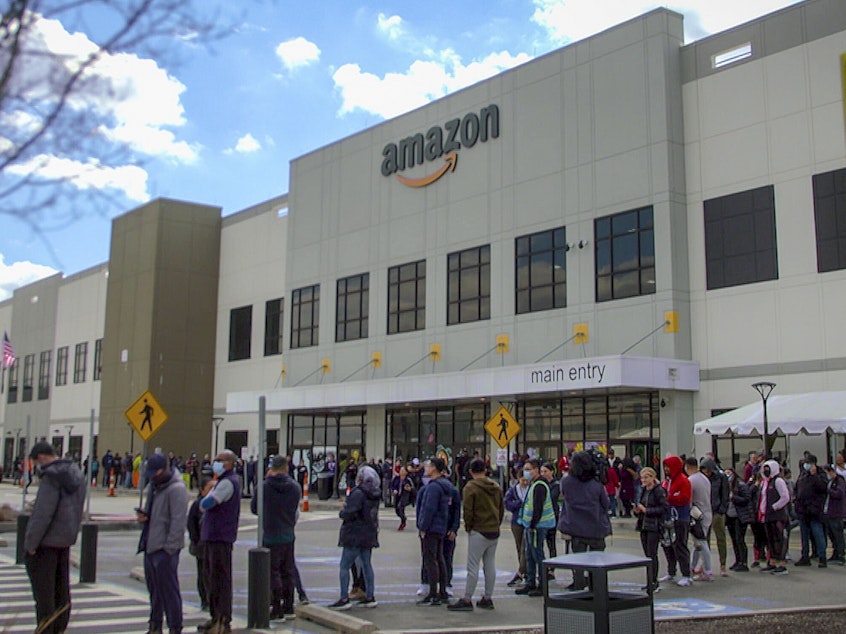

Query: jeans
left=799, top=515, right=827, bottom=561
left=26, top=546, right=71, bottom=634
left=144, top=549, right=183, bottom=631
left=825, top=517, right=845, bottom=560
left=464, top=531, right=498, bottom=600
left=339, top=547, right=374, bottom=600
left=524, top=527, right=548, bottom=588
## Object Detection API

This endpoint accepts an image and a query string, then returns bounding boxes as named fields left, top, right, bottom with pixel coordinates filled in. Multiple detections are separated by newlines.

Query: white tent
left=694, top=391, right=846, bottom=436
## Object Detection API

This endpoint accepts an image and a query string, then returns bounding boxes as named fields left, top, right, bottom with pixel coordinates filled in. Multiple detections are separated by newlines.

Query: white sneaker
left=416, top=585, right=427, bottom=596
left=658, top=574, right=675, bottom=583
left=445, top=588, right=454, bottom=597
left=676, top=576, right=692, bottom=587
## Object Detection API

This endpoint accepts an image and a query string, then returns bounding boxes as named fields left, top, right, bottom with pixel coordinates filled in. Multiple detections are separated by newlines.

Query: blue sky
left=0, top=0, right=802, bottom=299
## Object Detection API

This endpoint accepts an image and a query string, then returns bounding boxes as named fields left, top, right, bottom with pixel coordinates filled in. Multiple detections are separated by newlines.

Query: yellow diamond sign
left=125, top=390, right=169, bottom=442
left=485, top=406, right=521, bottom=449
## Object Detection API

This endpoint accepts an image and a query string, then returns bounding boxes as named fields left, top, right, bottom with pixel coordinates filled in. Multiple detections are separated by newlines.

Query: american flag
left=2, top=332, right=16, bottom=368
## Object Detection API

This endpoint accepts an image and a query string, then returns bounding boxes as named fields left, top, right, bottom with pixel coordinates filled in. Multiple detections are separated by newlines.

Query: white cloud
left=275, top=36, right=321, bottom=72
left=377, top=14, right=404, bottom=41
left=530, top=0, right=803, bottom=44
left=0, top=254, right=59, bottom=302
left=8, top=155, right=149, bottom=202
left=333, top=50, right=530, bottom=119
left=225, top=133, right=262, bottom=154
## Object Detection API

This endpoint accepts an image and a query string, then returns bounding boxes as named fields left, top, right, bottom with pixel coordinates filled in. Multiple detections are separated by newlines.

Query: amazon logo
left=381, top=104, right=500, bottom=188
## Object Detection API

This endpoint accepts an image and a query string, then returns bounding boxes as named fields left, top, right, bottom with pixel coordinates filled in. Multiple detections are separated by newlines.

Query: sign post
left=125, top=390, right=169, bottom=507
left=485, top=405, right=521, bottom=450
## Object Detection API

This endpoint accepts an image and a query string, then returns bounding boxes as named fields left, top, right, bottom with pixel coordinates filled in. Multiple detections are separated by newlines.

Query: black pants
left=765, top=520, right=787, bottom=561
left=395, top=503, right=407, bottom=523
left=422, top=533, right=447, bottom=598
left=269, top=542, right=296, bottom=613
left=751, top=521, right=768, bottom=561
left=826, top=517, right=845, bottom=560
left=195, top=554, right=208, bottom=607
left=662, top=519, right=691, bottom=577
left=546, top=529, right=558, bottom=558
left=205, top=541, right=233, bottom=625
left=570, top=536, right=606, bottom=589
left=640, top=531, right=660, bottom=586
left=727, top=517, right=748, bottom=566
left=26, top=546, right=71, bottom=634
left=144, top=549, right=183, bottom=631
left=443, top=535, right=456, bottom=585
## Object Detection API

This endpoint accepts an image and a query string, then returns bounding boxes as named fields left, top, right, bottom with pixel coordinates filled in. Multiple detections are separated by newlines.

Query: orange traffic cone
left=346, top=485, right=351, bottom=496
left=301, top=472, right=309, bottom=512
left=108, top=473, right=116, bottom=497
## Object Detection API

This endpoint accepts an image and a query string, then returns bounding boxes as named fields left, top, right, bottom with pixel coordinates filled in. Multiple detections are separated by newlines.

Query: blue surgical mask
left=212, top=461, right=225, bottom=476
left=803, top=463, right=812, bottom=472
left=523, top=470, right=532, bottom=480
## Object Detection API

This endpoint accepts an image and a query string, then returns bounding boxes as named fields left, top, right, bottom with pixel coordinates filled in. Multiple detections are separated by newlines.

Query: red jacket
left=604, top=466, right=619, bottom=495
left=662, top=456, right=691, bottom=520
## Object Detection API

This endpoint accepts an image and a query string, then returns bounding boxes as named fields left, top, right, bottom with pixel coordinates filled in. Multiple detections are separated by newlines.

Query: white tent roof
left=694, top=391, right=846, bottom=436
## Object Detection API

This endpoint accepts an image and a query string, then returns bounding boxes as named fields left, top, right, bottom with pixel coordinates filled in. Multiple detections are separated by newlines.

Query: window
left=712, top=42, right=752, bottom=69
left=73, top=342, right=88, bottom=383
left=21, top=354, right=34, bottom=402
left=93, top=338, right=103, bottom=381
left=264, top=299, right=284, bottom=356
left=813, top=168, right=846, bottom=273
left=7, top=359, right=17, bottom=403
left=228, top=305, right=252, bottom=361
left=38, top=350, right=51, bottom=400
left=447, top=245, right=490, bottom=325
left=291, top=284, right=320, bottom=349
left=704, top=185, right=778, bottom=290
left=516, top=227, right=567, bottom=314
left=595, top=207, right=656, bottom=301
left=56, top=346, right=68, bottom=386
left=336, top=273, right=369, bottom=342
left=388, top=260, right=426, bottom=334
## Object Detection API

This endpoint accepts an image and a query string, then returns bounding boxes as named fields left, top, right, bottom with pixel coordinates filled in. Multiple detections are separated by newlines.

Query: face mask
left=803, top=463, right=812, bottom=472
left=763, top=467, right=771, bottom=477
left=212, top=461, right=225, bottom=476
left=727, top=474, right=734, bottom=483
left=523, top=470, right=533, bottom=480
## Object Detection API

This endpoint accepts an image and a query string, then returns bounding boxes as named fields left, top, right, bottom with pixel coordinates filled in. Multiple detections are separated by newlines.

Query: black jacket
left=730, top=480, right=756, bottom=525
left=251, top=472, right=300, bottom=544
left=339, top=481, right=381, bottom=549
left=795, top=470, right=828, bottom=518
left=636, top=484, right=668, bottom=533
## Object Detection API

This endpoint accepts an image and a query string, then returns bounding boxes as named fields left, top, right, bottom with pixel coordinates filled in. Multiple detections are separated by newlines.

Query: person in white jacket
left=757, top=459, right=791, bottom=575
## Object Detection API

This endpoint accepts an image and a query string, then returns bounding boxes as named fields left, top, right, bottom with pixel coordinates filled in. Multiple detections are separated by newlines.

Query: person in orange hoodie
left=659, top=455, right=693, bottom=586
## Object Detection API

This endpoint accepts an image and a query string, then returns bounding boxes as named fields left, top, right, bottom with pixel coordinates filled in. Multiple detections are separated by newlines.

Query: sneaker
left=447, top=598, right=473, bottom=611
left=528, top=588, right=544, bottom=597
left=349, top=588, right=366, bottom=601
left=329, top=598, right=352, bottom=611
left=794, top=557, right=811, bottom=567
left=692, top=572, right=714, bottom=582
left=771, top=566, right=788, bottom=575
left=416, top=595, right=442, bottom=606
left=691, top=567, right=703, bottom=576
left=416, top=585, right=428, bottom=596
left=734, top=564, right=749, bottom=572
left=760, top=564, right=777, bottom=572
left=445, top=587, right=454, bottom=597
left=676, top=577, right=692, bottom=587
left=515, top=585, right=536, bottom=595
left=507, top=574, right=524, bottom=587
left=357, top=598, right=378, bottom=608
left=197, top=620, right=215, bottom=632
left=658, top=574, right=675, bottom=583
left=298, top=594, right=310, bottom=605
left=819, top=559, right=828, bottom=568
left=476, top=597, right=494, bottom=610
left=269, top=607, right=286, bottom=620
left=751, top=560, right=761, bottom=568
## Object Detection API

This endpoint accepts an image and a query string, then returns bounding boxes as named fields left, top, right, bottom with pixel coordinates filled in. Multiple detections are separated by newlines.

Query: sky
left=0, top=0, right=803, bottom=300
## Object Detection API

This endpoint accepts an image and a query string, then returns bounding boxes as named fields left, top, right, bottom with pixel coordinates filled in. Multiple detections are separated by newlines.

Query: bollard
left=16, top=514, right=29, bottom=564
left=247, top=547, right=271, bottom=629
left=302, top=472, right=309, bottom=512
left=79, top=523, right=98, bottom=583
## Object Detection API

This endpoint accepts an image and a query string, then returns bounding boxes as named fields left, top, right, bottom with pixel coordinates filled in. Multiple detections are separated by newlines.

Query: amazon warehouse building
left=2, top=0, right=846, bottom=475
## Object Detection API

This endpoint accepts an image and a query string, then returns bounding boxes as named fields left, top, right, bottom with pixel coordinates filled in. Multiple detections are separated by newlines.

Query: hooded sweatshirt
left=24, top=458, right=86, bottom=552
left=338, top=466, right=382, bottom=549
left=662, top=456, right=691, bottom=521
left=251, top=470, right=301, bottom=545
left=758, top=459, right=790, bottom=522
left=462, top=475, right=504, bottom=536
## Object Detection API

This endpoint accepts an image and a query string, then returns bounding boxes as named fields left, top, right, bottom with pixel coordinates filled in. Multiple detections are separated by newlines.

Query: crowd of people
left=17, top=440, right=846, bottom=633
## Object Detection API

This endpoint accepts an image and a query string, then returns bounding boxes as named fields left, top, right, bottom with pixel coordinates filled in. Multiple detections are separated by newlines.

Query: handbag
left=660, top=506, right=678, bottom=547
left=689, top=505, right=707, bottom=539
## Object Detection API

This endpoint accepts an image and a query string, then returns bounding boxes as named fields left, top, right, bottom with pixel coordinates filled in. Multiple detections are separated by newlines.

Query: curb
left=296, top=603, right=377, bottom=634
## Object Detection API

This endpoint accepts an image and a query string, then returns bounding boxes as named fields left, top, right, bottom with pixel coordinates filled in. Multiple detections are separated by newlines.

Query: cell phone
left=134, top=507, right=146, bottom=515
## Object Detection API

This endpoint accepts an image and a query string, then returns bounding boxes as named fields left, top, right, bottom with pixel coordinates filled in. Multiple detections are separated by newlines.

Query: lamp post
left=213, top=417, right=225, bottom=456
left=752, top=381, right=776, bottom=458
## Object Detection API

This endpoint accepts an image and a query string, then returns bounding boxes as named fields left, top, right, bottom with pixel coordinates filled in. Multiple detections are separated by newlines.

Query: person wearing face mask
left=198, top=450, right=241, bottom=634
left=503, top=474, right=530, bottom=586
left=822, top=464, right=846, bottom=565
left=724, top=468, right=754, bottom=571
left=515, top=458, right=556, bottom=596
left=758, top=459, right=791, bottom=574
left=793, top=454, right=829, bottom=568
left=136, top=452, right=189, bottom=634
left=23, top=442, right=85, bottom=634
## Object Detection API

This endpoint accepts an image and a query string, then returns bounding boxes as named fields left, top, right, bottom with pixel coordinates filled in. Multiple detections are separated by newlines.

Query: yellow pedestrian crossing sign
left=485, top=406, right=521, bottom=449
left=125, top=390, right=169, bottom=442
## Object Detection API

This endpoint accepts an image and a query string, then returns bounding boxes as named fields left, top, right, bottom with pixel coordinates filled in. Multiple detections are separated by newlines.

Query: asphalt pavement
left=2, top=481, right=845, bottom=633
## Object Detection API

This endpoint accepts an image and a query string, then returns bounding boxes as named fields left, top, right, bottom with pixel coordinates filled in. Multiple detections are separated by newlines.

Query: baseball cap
left=411, top=458, right=420, bottom=466
left=144, top=453, right=168, bottom=478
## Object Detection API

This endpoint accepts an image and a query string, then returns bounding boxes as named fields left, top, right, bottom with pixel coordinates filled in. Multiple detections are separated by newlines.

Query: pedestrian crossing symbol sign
left=485, top=406, right=521, bottom=449
left=125, top=390, right=168, bottom=442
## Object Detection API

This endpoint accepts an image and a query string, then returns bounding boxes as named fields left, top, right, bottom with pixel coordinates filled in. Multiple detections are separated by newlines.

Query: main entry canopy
left=694, top=391, right=846, bottom=436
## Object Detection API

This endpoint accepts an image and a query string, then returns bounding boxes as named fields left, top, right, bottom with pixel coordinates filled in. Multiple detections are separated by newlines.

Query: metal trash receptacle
left=543, top=552, right=654, bottom=634
left=317, top=472, right=333, bottom=500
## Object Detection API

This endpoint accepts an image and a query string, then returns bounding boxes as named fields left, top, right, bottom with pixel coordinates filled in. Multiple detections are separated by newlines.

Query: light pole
left=213, top=417, right=225, bottom=456
left=752, top=381, right=776, bottom=458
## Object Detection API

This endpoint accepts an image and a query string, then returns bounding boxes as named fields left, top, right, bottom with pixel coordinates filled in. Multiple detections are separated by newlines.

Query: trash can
left=317, top=472, right=333, bottom=500
left=542, top=552, right=654, bottom=634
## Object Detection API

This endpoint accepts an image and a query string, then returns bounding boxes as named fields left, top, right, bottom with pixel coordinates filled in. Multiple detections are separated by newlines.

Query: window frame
left=336, top=273, right=369, bottom=343
left=447, top=244, right=491, bottom=325
left=594, top=206, right=656, bottom=302
left=56, top=346, right=68, bottom=386
left=264, top=298, right=284, bottom=357
left=387, top=260, right=426, bottom=334
left=93, top=338, right=103, bottom=381
left=38, top=350, right=51, bottom=400
left=515, top=226, right=567, bottom=314
left=6, top=359, right=17, bottom=403
left=290, top=284, right=320, bottom=349
left=812, top=168, right=846, bottom=273
left=228, top=305, right=253, bottom=362
left=73, top=342, right=88, bottom=384
left=22, top=354, right=34, bottom=402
